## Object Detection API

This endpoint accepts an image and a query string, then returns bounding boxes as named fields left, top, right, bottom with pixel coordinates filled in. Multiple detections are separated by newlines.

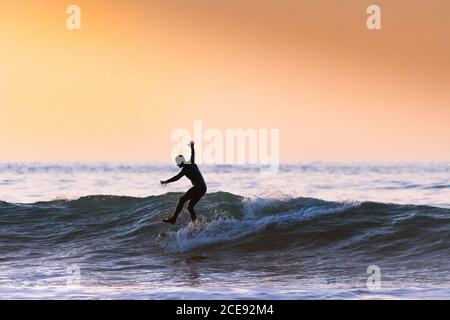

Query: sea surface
left=1, top=162, right=449, bottom=299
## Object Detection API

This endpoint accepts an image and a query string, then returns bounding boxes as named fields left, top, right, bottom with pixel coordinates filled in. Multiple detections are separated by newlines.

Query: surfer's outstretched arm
left=161, top=171, right=184, bottom=185
left=189, top=140, right=195, bottom=164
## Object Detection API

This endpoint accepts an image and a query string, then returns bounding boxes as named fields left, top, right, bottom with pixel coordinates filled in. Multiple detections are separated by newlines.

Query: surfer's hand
left=160, top=180, right=167, bottom=186
left=188, top=140, right=195, bottom=147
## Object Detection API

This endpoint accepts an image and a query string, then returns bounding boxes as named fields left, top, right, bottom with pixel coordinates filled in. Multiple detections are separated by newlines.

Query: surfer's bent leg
left=171, top=187, right=196, bottom=221
left=171, top=196, right=188, bottom=221
left=187, top=186, right=207, bottom=222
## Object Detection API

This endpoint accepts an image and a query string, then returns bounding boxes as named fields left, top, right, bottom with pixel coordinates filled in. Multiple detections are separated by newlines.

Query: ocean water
left=0, top=162, right=450, bottom=299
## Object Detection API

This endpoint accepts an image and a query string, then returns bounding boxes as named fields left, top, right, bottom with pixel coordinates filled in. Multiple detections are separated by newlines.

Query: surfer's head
left=175, top=155, right=186, bottom=167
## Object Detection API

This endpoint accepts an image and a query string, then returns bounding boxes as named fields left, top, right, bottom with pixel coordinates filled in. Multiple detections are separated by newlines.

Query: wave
left=1, top=192, right=449, bottom=260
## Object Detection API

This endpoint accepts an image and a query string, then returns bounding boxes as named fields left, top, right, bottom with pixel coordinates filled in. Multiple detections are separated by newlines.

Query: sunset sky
left=1, top=0, right=449, bottom=162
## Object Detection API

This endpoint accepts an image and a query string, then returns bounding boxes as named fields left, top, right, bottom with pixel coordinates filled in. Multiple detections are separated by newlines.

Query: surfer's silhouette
left=160, top=141, right=207, bottom=224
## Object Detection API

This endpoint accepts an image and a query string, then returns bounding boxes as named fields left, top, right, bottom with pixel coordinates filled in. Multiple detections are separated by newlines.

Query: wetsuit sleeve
left=165, top=169, right=185, bottom=183
left=190, top=143, right=195, bottom=164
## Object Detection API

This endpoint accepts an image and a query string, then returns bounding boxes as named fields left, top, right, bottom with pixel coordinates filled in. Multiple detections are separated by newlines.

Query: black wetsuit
left=165, top=145, right=206, bottom=222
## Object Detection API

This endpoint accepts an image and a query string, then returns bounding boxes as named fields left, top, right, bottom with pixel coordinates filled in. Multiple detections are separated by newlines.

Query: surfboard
left=157, top=220, right=202, bottom=239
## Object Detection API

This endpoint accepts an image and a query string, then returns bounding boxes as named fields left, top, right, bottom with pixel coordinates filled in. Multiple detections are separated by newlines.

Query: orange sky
left=1, top=0, right=449, bottom=162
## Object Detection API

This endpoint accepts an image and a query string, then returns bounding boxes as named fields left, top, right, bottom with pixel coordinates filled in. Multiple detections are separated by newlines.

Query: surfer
left=160, top=141, right=207, bottom=224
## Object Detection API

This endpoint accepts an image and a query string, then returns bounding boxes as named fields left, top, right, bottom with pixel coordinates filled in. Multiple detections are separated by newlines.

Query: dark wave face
left=1, top=192, right=450, bottom=299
